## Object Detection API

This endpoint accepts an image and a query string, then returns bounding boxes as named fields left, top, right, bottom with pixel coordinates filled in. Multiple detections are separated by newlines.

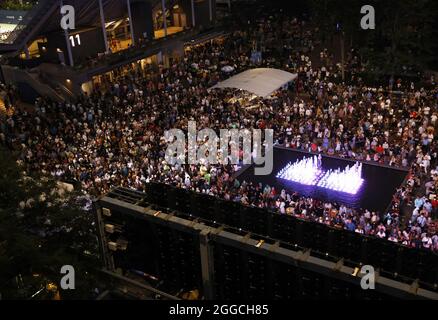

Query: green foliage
left=0, top=147, right=99, bottom=299
left=0, top=0, right=36, bottom=11
left=309, top=0, right=438, bottom=75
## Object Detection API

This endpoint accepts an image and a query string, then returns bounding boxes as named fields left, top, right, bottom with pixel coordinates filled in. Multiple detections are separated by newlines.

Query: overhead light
left=352, top=267, right=360, bottom=276
left=255, top=240, right=265, bottom=248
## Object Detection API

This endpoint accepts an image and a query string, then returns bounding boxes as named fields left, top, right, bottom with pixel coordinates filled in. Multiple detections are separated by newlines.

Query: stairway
left=1, top=65, right=64, bottom=103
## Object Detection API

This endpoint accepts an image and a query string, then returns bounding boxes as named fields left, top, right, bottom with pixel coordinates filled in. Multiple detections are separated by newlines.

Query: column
left=98, top=0, right=109, bottom=53
left=161, top=0, right=168, bottom=37
left=199, top=229, right=215, bottom=299
left=63, top=26, right=74, bottom=66
left=61, top=0, right=74, bottom=66
left=209, top=0, right=213, bottom=22
left=127, top=0, right=135, bottom=46
left=191, top=0, right=196, bottom=27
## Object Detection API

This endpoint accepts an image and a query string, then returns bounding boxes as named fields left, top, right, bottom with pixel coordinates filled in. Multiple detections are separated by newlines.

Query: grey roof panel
left=210, top=68, right=297, bottom=97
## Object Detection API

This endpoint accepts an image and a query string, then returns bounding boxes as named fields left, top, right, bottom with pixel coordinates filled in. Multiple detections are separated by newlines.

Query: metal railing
left=38, top=71, right=73, bottom=100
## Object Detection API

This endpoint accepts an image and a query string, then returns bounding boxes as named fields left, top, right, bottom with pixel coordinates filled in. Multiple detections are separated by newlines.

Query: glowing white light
left=276, top=156, right=364, bottom=195
left=276, top=156, right=323, bottom=185
left=317, top=162, right=364, bottom=194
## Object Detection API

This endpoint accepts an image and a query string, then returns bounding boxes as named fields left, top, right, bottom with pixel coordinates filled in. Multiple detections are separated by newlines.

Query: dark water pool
left=236, top=147, right=408, bottom=213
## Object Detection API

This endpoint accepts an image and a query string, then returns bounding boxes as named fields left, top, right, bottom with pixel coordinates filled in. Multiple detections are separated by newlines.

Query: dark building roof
left=41, top=0, right=130, bottom=34
left=0, top=0, right=160, bottom=53
left=0, top=10, right=27, bottom=24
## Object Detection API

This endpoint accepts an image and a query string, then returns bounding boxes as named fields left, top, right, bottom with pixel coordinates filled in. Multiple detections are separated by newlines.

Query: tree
left=0, top=147, right=100, bottom=299
left=361, top=0, right=438, bottom=76
left=308, top=0, right=438, bottom=77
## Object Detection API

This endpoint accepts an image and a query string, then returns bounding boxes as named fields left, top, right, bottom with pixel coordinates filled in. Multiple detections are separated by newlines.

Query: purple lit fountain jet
left=276, top=156, right=323, bottom=185
left=276, top=156, right=364, bottom=195
left=317, top=162, right=364, bottom=194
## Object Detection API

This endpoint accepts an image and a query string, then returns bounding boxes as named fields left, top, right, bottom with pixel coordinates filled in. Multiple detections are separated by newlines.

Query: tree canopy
left=308, top=0, right=438, bottom=76
left=0, top=147, right=99, bottom=299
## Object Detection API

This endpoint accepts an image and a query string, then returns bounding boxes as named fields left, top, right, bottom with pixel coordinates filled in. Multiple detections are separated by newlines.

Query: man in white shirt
left=422, top=234, right=432, bottom=249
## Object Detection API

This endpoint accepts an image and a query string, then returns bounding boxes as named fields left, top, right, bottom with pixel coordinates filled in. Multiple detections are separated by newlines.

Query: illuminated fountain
left=276, top=156, right=323, bottom=185
left=276, top=156, right=364, bottom=195
left=317, top=162, right=364, bottom=194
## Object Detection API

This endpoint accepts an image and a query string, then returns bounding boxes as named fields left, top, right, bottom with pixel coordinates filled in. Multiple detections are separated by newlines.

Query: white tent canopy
left=210, top=68, right=297, bottom=98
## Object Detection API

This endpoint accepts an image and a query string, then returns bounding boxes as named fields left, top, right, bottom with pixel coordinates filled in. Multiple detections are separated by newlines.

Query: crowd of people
left=1, top=9, right=438, bottom=251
